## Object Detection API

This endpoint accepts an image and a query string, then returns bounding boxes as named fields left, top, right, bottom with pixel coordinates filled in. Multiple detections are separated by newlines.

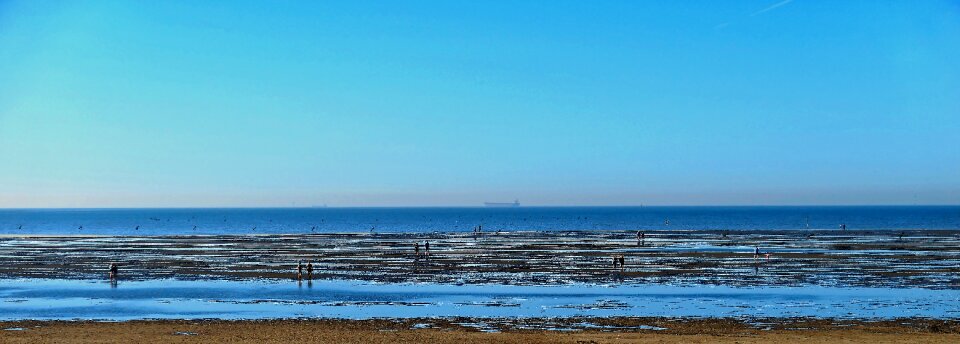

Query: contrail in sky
left=715, top=0, right=797, bottom=30
left=751, top=0, right=795, bottom=17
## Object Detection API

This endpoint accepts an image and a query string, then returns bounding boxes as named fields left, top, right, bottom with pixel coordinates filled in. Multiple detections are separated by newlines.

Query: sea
left=1, top=206, right=959, bottom=235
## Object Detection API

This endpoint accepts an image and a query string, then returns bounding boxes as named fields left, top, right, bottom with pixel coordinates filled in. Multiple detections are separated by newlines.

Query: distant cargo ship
left=484, top=199, right=520, bottom=207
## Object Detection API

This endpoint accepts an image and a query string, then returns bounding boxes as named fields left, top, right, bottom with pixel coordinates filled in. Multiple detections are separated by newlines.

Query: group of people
left=106, top=223, right=869, bottom=281
left=296, top=261, right=314, bottom=280
left=414, top=241, right=431, bottom=257
left=611, top=254, right=626, bottom=271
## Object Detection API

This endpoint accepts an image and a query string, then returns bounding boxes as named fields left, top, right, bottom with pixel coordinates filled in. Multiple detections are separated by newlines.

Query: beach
left=1, top=230, right=957, bottom=288
left=2, top=318, right=959, bottom=343
left=2, top=229, right=958, bottom=341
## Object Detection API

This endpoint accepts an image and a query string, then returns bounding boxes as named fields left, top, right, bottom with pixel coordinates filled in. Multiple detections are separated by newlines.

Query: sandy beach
left=2, top=318, right=959, bottom=343
left=3, top=230, right=958, bottom=340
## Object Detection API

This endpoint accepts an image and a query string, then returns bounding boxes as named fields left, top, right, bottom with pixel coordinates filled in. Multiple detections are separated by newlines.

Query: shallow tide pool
left=1, top=279, right=958, bottom=320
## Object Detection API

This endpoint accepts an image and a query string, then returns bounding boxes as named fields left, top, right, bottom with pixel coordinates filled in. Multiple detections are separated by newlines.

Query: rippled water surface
left=2, top=206, right=960, bottom=235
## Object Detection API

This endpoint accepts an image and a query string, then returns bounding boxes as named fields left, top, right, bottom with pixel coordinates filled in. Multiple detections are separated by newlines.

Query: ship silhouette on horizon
left=484, top=199, right=520, bottom=207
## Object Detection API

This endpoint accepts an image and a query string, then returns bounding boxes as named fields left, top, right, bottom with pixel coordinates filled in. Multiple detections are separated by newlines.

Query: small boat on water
left=484, top=199, right=520, bottom=207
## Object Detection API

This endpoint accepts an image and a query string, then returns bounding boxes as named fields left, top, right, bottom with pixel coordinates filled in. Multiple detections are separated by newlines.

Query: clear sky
left=1, top=0, right=958, bottom=207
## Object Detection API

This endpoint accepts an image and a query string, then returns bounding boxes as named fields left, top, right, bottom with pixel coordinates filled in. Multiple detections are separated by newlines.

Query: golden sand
left=2, top=319, right=958, bottom=344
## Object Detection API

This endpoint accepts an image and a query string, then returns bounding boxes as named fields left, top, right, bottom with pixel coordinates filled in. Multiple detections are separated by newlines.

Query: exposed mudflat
left=1, top=230, right=958, bottom=288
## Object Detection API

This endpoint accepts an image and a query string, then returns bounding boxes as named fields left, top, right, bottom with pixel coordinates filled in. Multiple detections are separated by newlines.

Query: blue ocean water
left=1, top=206, right=959, bottom=235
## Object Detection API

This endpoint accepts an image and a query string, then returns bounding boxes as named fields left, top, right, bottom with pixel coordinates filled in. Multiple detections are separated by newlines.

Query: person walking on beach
left=297, top=261, right=303, bottom=280
left=414, top=242, right=420, bottom=258
left=425, top=241, right=430, bottom=256
left=306, top=261, right=313, bottom=280
left=840, top=223, right=846, bottom=230
left=754, top=247, right=761, bottom=259
left=611, top=255, right=625, bottom=272
left=109, top=263, right=118, bottom=280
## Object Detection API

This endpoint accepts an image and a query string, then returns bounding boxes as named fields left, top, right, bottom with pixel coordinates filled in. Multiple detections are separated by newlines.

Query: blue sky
left=1, top=0, right=958, bottom=207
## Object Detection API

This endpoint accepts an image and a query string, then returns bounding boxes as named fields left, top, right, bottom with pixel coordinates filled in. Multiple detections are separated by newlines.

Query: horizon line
left=1, top=204, right=958, bottom=210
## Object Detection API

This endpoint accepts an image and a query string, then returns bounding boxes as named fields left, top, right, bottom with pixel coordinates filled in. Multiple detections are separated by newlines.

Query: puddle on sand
left=573, top=322, right=667, bottom=331
left=455, top=322, right=500, bottom=333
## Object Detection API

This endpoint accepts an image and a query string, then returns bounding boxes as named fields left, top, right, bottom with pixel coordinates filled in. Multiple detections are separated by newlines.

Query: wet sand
left=1, top=318, right=958, bottom=343
left=1, top=230, right=958, bottom=288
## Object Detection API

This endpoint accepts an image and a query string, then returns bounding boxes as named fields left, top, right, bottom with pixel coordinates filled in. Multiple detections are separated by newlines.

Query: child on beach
left=297, top=261, right=303, bottom=280
left=415, top=242, right=420, bottom=257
